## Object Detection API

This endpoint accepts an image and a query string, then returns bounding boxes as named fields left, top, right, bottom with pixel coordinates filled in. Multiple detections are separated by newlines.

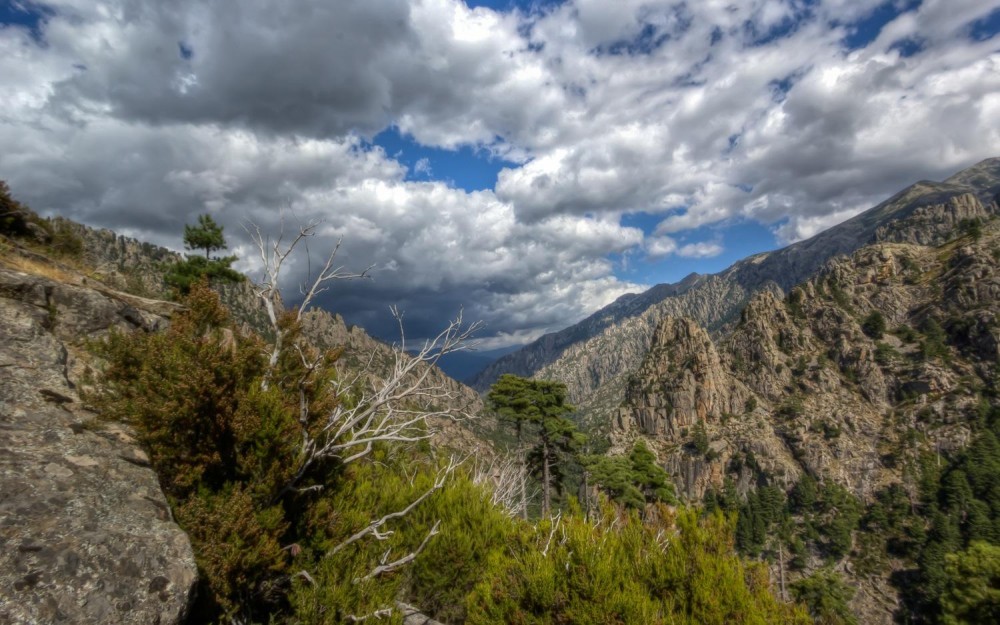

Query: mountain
left=471, top=158, right=1000, bottom=422
left=612, top=184, right=1000, bottom=622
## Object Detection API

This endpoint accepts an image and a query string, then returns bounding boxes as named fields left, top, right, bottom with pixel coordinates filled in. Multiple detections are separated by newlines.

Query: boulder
left=0, top=268, right=196, bottom=625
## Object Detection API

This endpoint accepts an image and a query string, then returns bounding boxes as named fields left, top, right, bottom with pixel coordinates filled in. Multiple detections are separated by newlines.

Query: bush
left=861, top=311, right=886, bottom=340
left=790, top=569, right=857, bottom=625
left=874, top=342, right=898, bottom=366
left=585, top=441, right=677, bottom=510
left=466, top=507, right=809, bottom=625
left=920, top=318, right=949, bottom=361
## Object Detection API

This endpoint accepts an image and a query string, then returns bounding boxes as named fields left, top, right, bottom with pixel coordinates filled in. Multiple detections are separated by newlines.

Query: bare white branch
left=343, top=608, right=394, bottom=622
left=244, top=216, right=372, bottom=380
left=540, top=512, right=562, bottom=558
left=473, top=453, right=533, bottom=518
left=328, top=457, right=459, bottom=558
left=355, top=519, right=442, bottom=583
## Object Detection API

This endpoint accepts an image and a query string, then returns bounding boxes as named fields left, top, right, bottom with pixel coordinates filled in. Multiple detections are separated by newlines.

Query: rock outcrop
left=0, top=267, right=197, bottom=625
left=619, top=317, right=750, bottom=438
left=614, top=206, right=1000, bottom=623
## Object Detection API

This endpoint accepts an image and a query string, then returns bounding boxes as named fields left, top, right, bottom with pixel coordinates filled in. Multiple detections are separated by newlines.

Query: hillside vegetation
left=1, top=183, right=806, bottom=624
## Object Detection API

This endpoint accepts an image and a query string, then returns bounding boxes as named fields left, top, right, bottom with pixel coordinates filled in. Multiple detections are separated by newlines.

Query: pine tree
left=488, top=374, right=583, bottom=516
left=166, top=214, right=243, bottom=294
left=184, top=214, right=227, bottom=259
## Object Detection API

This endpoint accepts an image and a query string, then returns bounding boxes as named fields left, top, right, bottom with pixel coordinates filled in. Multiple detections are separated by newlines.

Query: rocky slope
left=472, top=158, right=1000, bottom=419
left=0, top=263, right=197, bottom=625
left=614, top=195, right=1000, bottom=623
left=62, top=221, right=488, bottom=453
left=0, top=211, right=493, bottom=622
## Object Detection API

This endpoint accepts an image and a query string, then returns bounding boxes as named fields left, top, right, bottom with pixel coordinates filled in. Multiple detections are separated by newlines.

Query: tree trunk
left=542, top=443, right=551, bottom=517
left=520, top=454, right=528, bottom=521
left=778, top=542, right=787, bottom=602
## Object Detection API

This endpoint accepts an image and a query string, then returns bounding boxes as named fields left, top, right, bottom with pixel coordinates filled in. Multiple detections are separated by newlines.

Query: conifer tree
left=184, top=213, right=227, bottom=259
left=488, top=374, right=583, bottom=516
left=166, top=214, right=243, bottom=294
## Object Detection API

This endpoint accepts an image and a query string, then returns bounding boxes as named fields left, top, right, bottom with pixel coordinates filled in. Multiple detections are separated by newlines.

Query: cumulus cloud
left=677, top=241, right=724, bottom=259
left=0, top=0, right=997, bottom=346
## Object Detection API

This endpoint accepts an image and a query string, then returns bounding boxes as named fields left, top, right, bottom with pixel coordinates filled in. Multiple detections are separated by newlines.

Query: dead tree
left=245, top=218, right=481, bottom=612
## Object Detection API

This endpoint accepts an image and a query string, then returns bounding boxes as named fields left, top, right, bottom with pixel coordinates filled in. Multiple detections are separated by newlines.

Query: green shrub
left=790, top=569, right=857, bottom=625
left=861, top=311, right=887, bottom=340
left=874, top=342, right=898, bottom=365
left=465, top=507, right=809, bottom=625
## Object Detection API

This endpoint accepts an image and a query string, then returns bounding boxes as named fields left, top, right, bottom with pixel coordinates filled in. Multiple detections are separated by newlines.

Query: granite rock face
left=619, top=317, right=750, bottom=439
left=0, top=268, right=196, bottom=625
left=614, top=208, right=1000, bottom=624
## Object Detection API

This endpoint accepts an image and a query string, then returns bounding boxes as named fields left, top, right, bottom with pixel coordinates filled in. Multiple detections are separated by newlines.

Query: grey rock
left=0, top=268, right=197, bottom=625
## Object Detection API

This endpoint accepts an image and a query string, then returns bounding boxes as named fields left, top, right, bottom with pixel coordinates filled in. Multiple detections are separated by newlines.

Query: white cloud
left=645, top=235, right=678, bottom=259
left=677, top=241, right=724, bottom=258
left=0, top=0, right=997, bottom=346
left=413, top=158, right=432, bottom=176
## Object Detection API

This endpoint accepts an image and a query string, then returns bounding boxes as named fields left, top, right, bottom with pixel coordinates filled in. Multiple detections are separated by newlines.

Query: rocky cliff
left=0, top=262, right=197, bottom=625
left=617, top=193, right=998, bottom=498
left=472, top=158, right=1000, bottom=423
left=614, top=191, right=1000, bottom=623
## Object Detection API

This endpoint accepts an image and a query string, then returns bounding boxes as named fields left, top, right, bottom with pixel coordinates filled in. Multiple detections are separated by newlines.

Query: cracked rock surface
left=0, top=268, right=196, bottom=625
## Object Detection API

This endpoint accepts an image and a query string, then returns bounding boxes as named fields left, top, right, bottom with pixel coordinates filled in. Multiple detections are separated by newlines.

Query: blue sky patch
left=0, top=1, right=53, bottom=41
left=841, top=0, right=921, bottom=51
left=464, top=0, right=565, bottom=13
left=616, top=215, right=780, bottom=287
left=370, top=127, right=518, bottom=192
left=969, top=7, right=1000, bottom=41
left=889, top=36, right=924, bottom=57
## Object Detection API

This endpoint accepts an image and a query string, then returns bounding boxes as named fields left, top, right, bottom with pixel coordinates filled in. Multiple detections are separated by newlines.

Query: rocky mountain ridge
left=613, top=198, right=1000, bottom=623
left=472, top=158, right=1000, bottom=423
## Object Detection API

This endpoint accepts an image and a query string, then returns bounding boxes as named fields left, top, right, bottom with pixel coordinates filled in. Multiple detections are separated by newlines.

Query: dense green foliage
left=705, top=471, right=864, bottom=625
left=899, top=408, right=1000, bottom=622
left=861, top=311, right=887, bottom=340
left=939, top=541, right=1000, bottom=624
left=789, top=569, right=857, bottom=625
left=466, top=506, right=809, bottom=625
left=583, top=441, right=677, bottom=509
left=185, top=213, right=228, bottom=259
left=1, top=180, right=34, bottom=238
left=164, top=253, right=245, bottom=293
left=1, top=181, right=84, bottom=258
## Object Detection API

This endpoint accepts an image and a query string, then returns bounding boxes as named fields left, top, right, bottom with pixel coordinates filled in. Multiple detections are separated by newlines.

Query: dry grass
left=0, top=241, right=91, bottom=285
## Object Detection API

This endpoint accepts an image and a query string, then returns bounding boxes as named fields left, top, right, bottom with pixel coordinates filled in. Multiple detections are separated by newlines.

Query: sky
left=1, top=0, right=998, bottom=349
